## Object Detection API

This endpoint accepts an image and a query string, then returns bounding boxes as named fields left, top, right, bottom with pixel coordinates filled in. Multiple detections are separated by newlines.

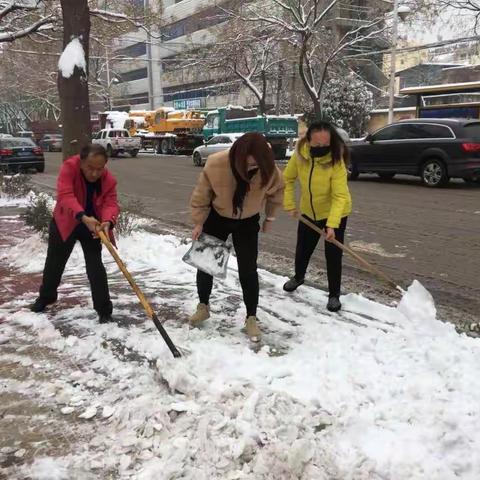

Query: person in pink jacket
left=30, top=144, right=120, bottom=323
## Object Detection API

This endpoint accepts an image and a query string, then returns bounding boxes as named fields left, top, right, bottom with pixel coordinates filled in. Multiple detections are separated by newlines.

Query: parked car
left=192, top=133, right=244, bottom=166
left=39, top=134, right=62, bottom=152
left=92, top=129, right=141, bottom=158
left=0, top=137, right=44, bottom=173
left=349, top=119, right=480, bottom=187
left=15, top=131, right=35, bottom=141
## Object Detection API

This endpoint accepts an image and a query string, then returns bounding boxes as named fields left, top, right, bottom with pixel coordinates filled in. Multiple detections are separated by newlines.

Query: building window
left=114, top=91, right=149, bottom=106
left=162, top=79, right=238, bottom=102
left=117, top=68, right=148, bottom=83
left=115, top=42, right=147, bottom=58
left=162, top=3, right=231, bottom=41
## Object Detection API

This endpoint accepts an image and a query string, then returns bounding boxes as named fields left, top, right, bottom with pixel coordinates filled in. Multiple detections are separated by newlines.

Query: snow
left=0, top=196, right=29, bottom=207
left=58, top=38, right=86, bottom=79
left=104, top=111, right=129, bottom=130
left=349, top=240, right=407, bottom=258
left=2, top=217, right=480, bottom=478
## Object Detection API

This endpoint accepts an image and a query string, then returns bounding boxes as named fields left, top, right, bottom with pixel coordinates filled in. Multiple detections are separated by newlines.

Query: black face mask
left=310, top=146, right=331, bottom=158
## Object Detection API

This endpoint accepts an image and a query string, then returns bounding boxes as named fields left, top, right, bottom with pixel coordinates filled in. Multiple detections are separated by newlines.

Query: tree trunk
left=58, top=0, right=91, bottom=160
left=259, top=71, right=268, bottom=115
left=275, top=64, right=283, bottom=116
left=298, top=37, right=322, bottom=119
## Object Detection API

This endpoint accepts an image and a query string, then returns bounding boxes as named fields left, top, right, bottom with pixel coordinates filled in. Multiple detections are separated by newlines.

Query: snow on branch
left=0, top=1, right=39, bottom=21
left=0, top=14, right=53, bottom=42
left=89, top=8, right=162, bottom=39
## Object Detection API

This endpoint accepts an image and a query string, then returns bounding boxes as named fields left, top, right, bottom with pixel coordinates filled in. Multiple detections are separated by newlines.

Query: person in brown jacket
left=189, top=132, right=284, bottom=342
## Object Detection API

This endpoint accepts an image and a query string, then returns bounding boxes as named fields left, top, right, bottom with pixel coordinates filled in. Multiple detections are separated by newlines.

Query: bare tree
left=239, top=0, right=388, bottom=117
left=0, top=1, right=58, bottom=43
left=185, top=18, right=287, bottom=114
left=1, top=1, right=162, bottom=158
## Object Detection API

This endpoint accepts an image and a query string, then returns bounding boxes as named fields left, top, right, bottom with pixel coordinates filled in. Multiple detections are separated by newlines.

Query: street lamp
left=105, top=77, right=119, bottom=111
left=387, top=2, right=411, bottom=124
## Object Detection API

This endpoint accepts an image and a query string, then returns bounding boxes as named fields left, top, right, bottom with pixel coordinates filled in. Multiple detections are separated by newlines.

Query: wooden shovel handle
left=98, top=231, right=154, bottom=317
left=297, top=216, right=400, bottom=292
left=98, top=230, right=181, bottom=358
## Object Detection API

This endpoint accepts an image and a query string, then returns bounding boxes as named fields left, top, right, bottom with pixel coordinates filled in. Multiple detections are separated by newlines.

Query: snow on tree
left=321, top=73, right=373, bottom=138
left=0, top=1, right=162, bottom=158
left=238, top=0, right=388, bottom=117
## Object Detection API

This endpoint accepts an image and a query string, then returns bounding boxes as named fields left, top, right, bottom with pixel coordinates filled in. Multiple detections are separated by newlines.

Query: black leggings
left=197, top=209, right=260, bottom=317
left=38, top=220, right=112, bottom=315
left=294, top=215, right=348, bottom=298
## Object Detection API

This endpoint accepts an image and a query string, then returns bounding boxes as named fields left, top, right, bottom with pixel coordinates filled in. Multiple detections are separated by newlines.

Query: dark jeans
left=295, top=215, right=348, bottom=298
left=197, top=209, right=260, bottom=317
left=38, top=220, right=112, bottom=315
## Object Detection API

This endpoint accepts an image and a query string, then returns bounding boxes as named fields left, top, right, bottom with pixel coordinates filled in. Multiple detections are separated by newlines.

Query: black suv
left=0, top=137, right=45, bottom=173
left=349, top=119, right=480, bottom=187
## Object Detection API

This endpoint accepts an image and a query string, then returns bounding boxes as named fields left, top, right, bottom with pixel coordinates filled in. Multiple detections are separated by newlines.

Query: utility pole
left=388, top=2, right=410, bottom=124
left=145, top=0, right=155, bottom=110
left=387, top=0, right=399, bottom=124
left=105, top=44, right=111, bottom=110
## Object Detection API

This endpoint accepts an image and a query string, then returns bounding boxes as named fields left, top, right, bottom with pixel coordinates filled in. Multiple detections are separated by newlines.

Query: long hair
left=298, top=120, right=350, bottom=166
left=229, top=132, right=275, bottom=216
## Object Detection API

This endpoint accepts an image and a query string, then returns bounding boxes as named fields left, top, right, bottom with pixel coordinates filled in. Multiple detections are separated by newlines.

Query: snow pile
left=2, top=225, right=480, bottom=479
left=58, top=38, right=87, bottom=79
left=105, top=111, right=129, bottom=130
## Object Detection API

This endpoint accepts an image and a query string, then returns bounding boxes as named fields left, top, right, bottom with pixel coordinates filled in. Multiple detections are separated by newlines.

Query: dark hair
left=80, top=144, right=108, bottom=162
left=229, top=132, right=275, bottom=216
left=305, top=121, right=350, bottom=165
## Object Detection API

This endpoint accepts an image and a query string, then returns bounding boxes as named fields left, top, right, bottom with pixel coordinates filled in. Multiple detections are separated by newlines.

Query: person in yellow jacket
left=283, top=121, right=352, bottom=312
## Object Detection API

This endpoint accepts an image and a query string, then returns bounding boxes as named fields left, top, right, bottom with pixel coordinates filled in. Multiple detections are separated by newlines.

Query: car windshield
left=0, top=138, right=36, bottom=147
left=464, top=123, right=480, bottom=139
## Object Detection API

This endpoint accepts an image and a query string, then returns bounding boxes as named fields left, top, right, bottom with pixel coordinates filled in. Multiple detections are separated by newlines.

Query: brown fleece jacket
left=190, top=150, right=285, bottom=225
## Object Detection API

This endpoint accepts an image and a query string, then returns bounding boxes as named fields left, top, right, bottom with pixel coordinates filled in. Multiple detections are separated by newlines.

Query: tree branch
left=0, top=14, right=53, bottom=42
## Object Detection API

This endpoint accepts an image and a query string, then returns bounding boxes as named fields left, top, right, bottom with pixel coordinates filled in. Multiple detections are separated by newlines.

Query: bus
left=400, top=81, right=480, bottom=120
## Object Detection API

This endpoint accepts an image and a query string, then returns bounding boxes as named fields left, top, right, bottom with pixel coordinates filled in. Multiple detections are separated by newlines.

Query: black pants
left=197, top=209, right=260, bottom=317
left=295, top=215, right=348, bottom=298
left=38, top=220, right=112, bottom=315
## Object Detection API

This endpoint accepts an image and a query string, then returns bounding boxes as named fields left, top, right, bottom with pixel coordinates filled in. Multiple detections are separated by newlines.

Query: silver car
left=192, top=133, right=244, bottom=166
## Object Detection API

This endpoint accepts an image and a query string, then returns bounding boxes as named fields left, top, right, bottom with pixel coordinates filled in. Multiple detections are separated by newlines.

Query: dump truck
left=203, top=106, right=298, bottom=159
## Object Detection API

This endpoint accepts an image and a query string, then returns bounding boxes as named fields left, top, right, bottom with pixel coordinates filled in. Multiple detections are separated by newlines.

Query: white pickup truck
left=93, top=129, right=141, bottom=158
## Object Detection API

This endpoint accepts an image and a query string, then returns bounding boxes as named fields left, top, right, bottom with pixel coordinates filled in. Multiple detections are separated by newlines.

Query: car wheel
left=421, top=159, right=449, bottom=187
left=378, top=172, right=396, bottom=180
left=106, top=144, right=114, bottom=158
left=347, top=163, right=359, bottom=181
left=193, top=152, right=203, bottom=166
left=130, top=149, right=139, bottom=158
left=36, top=164, right=45, bottom=173
left=161, top=139, right=170, bottom=155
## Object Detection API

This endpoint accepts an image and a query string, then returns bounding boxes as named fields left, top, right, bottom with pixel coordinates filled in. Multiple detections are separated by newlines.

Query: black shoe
left=30, top=298, right=50, bottom=313
left=98, top=314, right=113, bottom=324
left=283, top=277, right=304, bottom=292
left=327, top=296, right=342, bottom=313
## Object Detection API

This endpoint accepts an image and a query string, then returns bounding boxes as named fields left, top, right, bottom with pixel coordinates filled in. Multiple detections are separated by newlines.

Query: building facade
left=110, top=0, right=390, bottom=112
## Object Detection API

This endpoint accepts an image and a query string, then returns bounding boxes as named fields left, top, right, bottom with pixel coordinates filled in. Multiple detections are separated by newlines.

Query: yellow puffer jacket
left=283, top=140, right=352, bottom=228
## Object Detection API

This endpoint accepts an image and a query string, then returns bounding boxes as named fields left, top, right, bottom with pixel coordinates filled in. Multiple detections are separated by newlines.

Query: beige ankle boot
left=245, top=316, right=261, bottom=342
left=189, top=303, right=210, bottom=326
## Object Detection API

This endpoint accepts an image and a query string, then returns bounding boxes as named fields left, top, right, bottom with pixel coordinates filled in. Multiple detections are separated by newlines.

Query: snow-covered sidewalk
left=1, top=214, right=480, bottom=479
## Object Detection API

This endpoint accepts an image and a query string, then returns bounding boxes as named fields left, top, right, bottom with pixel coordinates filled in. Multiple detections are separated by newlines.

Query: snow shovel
left=97, top=230, right=182, bottom=358
left=297, top=215, right=401, bottom=293
left=182, top=233, right=231, bottom=279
